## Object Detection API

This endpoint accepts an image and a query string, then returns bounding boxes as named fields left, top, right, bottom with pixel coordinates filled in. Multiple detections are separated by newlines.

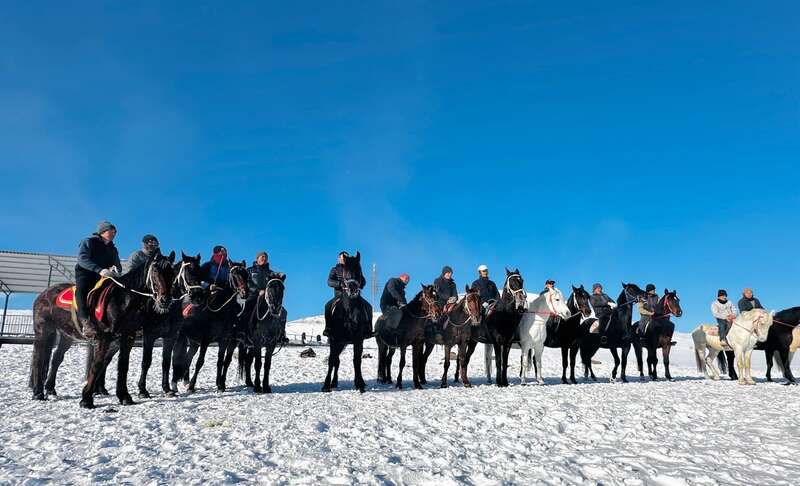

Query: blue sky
left=1, top=1, right=798, bottom=330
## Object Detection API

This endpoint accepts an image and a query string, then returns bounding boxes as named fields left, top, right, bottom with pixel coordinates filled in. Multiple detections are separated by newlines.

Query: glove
left=209, top=284, right=218, bottom=292
left=110, top=266, right=121, bottom=276
left=259, top=289, right=266, bottom=296
left=482, top=302, right=489, bottom=309
left=608, top=302, right=618, bottom=309
left=100, top=269, right=112, bottom=277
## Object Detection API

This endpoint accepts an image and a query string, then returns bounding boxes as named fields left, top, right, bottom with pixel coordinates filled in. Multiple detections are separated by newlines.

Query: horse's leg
left=560, top=346, right=569, bottom=385
left=420, top=342, right=434, bottom=385
left=485, top=343, right=495, bottom=385
left=116, top=334, right=135, bottom=406
left=46, top=334, right=73, bottom=397
left=80, top=338, right=111, bottom=409
left=322, top=341, right=341, bottom=392
left=765, top=349, right=774, bottom=382
left=411, top=343, right=423, bottom=390
left=215, top=339, right=226, bottom=391
left=733, top=348, right=745, bottom=385
left=535, top=342, right=545, bottom=385
left=634, top=339, right=645, bottom=379
left=620, top=344, right=630, bottom=383
left=779, top=349, right=796, bottom=383
left=376, top=341, right=385, bottom=384
left=161, top=337, right=176, bottom=396
left=353, top=339, right=365, bottom=393
left=95, top=344, right=116, bottom=396
left=188, top=341, right=208, bottom=393
left=745, top=350, right=756, bottom=385
left=569, top=344, right=579, bottom=384
left=396, top=346, right=406, bottom=389
left=609, top=347, right=620, bottom=382
left=138, top=333, right=156, bottom=398
left=493, top=343, right=505, bottom=387
left=519, top=341, right=529, bottom=385
left=253, top=347, right=263, bottom=393
left=461, top=340, right=476, bottom=387
left=263, top=345, right=275, bottom=393
left=706, top=349, right=720, bottom=380
left=219, top=339, right=238, bottom=392
left=170, top=333, right=187, bottom=391
left=441, top=344, right=451, bottom=388
left=31, top=326, right=53, bottom=400
left=245, top=351, right=254, bottom=388
left=663, top=342, right=672, bottom=381
left=648, top=344, right=658, bottom=380
left=502, top=344, right=512, bottom=387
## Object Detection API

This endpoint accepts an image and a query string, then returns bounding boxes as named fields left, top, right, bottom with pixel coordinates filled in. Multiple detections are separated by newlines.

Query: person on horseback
left=201, top=245, right=232, bottom=290
left=711, top=289, right=737, bottom=347
left=541, top=279, right=556, bottom=294
left=323, top=251, right=367, bottom=336
left=472, top=265, right=500, bottom=315
left=433, top=266, right=458, bottom=308
left=590, top=283, right=617, bottom=323
left=380, top=273, right=410, bottom=336
left=737, top=288, right=764, bottom=313
left=75, top=221, right=122, bottom=338
left=637, top=284, right=659, bottom=334
left=242, top=251, right=285, bottom=318
left=126, top=234, right=160, bottom=272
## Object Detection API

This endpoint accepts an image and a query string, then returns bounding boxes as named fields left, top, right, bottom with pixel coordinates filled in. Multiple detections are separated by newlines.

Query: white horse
left=517, top=290, right=572, bottom=384
left=692, top=308, right=773, bottom=384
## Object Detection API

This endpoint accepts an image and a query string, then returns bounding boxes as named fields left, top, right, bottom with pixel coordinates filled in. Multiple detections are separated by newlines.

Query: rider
left=737, top=288, right=764, bottom=313
left=471, top=265, right=500, bottom=315
left=541, top=279, right=556, bottom=294
left=126, top=234, right=160, bottom=273
left=380, top=273, right=410, bottom=336
left=75, top=221, right=122, bottom=338
left=201, top=245, right=232, bottom=290
left=590, top=283, right=617, bottom=323
left=433, top=265, right=458, bottom=308
left=323, top=251, right=367, bottom=336
left=244, top=251, right=285, bottom=319
left=636, top=284, right=659, bottom=334
left=711, top=289, right=737, bottom=347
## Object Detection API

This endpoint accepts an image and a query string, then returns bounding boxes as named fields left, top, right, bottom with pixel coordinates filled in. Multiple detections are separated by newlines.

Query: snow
left=1, top=323, right=798, bottom=484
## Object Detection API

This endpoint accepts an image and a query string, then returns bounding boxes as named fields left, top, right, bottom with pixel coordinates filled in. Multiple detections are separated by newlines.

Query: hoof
left=357, top=387, right=366, bottom=394
left=321, top=387, right=331, bottom=393
left=138, top=391, right=151, bottom=399
left=570, top=378, right=577, bottom=385
left=164, top=390, right=176, bottom=398
left=440, top=383, right=449, bottom=389
left=186, top=388, right=196, bottom=394
left=32, top=392, right=46, bottom=401
left=119, top=396, right=135, bottom=406
left=216, top=387, right=226, bottom=393
left=264, top=386, right=272, bottom=394
left=464, top=382, right=472, bottom=388
left=45, top=389, right=58, bottom=397
left=537, top=380, right=545, bottom=386
left=79, top=399, right=95, bottom=409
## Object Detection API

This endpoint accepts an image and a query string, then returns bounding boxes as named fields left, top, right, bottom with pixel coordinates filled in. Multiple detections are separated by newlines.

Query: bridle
left=105, top=258, right=172, bottom=306
left=407, top=290, right=440, bottom=320
left=206, top=264, right=248, bottom=313
left=174, top=260, right=204, bottom=301
left=569, top=292, right=592, bottom=318
left=654, top=294, right=679, bottom=319
left=503, top=273, right=527, bottom=309
left=445, top=293, right=481, bottom=328
left=256, top=278, right=285, bottom=321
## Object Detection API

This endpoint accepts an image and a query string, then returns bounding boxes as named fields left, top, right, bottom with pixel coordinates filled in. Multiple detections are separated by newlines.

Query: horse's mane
left=773, top=306, right=800, bottom=324
left=117, top=258, right=153, bottom=290
left=740, top=308, right=769, bottom=321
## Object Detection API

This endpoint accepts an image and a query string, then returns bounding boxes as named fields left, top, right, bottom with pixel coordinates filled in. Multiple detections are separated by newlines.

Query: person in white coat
left=711, top=289, right=737, bottom=346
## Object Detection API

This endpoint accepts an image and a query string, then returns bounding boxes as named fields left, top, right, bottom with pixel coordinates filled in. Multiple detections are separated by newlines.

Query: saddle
left=701, top=325, right=732, bottom=351
left=376, top=312, right=404, bottom=347
left=55, top=278, right=115, bottom=325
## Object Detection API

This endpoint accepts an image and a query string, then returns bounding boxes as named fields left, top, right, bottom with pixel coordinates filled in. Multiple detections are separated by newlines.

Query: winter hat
left=142, top=234, right=158, bottom=244
left=645, top=284, right=656, bottom=292
left=718, top=289, right=727, bottom=297
left=212, top=245, right=227, bottom=254
left=97, top=221, right=116, bottom=234
left=545, top=279, right=556, bottom=286
left=592, top=283, right=602, bottom=291
left=442, top=266, right=453, bottom=276
left=477, top=264, right=489, bottom=272
left=256, top=251, right=268, bottom=260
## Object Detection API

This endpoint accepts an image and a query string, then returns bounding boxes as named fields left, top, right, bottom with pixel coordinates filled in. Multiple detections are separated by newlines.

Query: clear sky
left=1, top=2, right=798, bottom=330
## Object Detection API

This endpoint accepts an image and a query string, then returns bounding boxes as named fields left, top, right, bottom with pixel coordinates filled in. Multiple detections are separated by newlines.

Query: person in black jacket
left=126, top=234, right=159, bottom=273
left=589, top=283, right=617, bottom=323
left=75, top=221, right=122, bottom=338
left=738, top=288, right=764, bottom=313
left=433, top=266, right=458, bottom=307
left=380, top=273, right=409, bottom=333
left=323, top=251, right=367, bottom=336
left=243, top=251, right=286, bottom=320
left=471, top=265, right=500, bottom=308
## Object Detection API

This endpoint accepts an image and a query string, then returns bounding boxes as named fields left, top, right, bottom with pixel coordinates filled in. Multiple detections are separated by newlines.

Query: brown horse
left=31, top=251, right=176, bottom=408
left=376, top=285, right=441, bottom=389
left=424, top=286, right=482, bottom=388
left=638, top=289, right=683, bottom=381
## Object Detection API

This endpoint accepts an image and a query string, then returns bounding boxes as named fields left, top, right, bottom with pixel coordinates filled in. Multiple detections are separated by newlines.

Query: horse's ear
left=515, top=268, right=520, bottom=275
left=241, top=260, right=247, bottom=268
left=465, top=284, right=471, bottom=293
left=664, top=288, right=669, bottom=295
left=421, top=283, right=426, bottom=290
left=580, top=284, right=584, bottom=289
left=168, top=251, right=176, bottom=263
left=181, top=251, right=187, bottom=260
left=280, top=274, right=286, bottom=282
left=196, top=253, right=201, bottom=261
left=621, top=281, right=627, bottom=288
left=505, top=267, right=511, bottom=275
left=572, top=285, right=578, bottom=291
left=355, top=251, right=361, bottom=261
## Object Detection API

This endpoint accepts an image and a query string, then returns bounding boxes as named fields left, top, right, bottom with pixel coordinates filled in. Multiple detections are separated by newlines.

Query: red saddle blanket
left=55, top=281, right=114, bottom=322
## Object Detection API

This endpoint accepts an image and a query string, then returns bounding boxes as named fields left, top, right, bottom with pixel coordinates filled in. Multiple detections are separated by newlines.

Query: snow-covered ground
left=1, top=325, right=798, bottom=485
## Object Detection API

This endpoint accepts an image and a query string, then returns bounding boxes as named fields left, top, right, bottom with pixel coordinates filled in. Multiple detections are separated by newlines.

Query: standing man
left=590, top=283, right=617, bottom=324
left=471, top=265, right=500, bottom=313
left=75, top=221, right=122, bottom=338
left=433, top=266, right=458, bottom=307
left=737, top=288, right=764, bottom=313
left=127, top=234, right=160, bottom=273
left=711, top=289, right=737, bottom=346
left=380, top=273, right=410, bottom=337
left=637, top=284, right=659, bottom=334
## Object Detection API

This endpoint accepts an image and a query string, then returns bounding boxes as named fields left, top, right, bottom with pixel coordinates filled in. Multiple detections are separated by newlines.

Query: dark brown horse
left=376, top=285, right=441, bottom=389
left=424, top=286, right=482, bottom=388
left=638, top=289, right=683, bottom=381
left=31, top=251, right=176, bottom=408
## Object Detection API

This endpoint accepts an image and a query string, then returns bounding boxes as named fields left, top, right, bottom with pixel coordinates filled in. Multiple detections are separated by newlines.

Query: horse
left=322, top=251, right=373, bottom=393
left=375, top=285, right=441, bottom=390
left=637, top=289, right=682, bottom=381
left=171, top=261, right=249, bottom=393
left=237, top=275, right=287, bottom=393
left=579, top=282, right=647, bottom=383
left=756, top=307, right=800, bottom=384
left=31, top=251, right=176, bottom=408
left=464, top=268, right=528, bottom=387
left=692, top=308, right=774, bottom=384
left=517, top=288, right=572, bottom=385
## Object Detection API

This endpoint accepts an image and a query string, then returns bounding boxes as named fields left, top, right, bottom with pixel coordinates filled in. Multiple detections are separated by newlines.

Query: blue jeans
left=716, top=318, right=729, bottom=341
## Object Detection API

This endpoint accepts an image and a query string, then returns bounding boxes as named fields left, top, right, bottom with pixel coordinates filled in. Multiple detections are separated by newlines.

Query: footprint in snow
left=315, top=421, right=329, bottom=433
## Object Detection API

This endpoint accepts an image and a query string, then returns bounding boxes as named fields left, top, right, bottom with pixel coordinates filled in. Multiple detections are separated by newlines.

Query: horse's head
left=570, top=285, right=593, bottom=318
left=461, top=285, right=482, bottom=325
left=177, top=252, right=206, bottom=305
left=229, top=260, right=250, bottom=299
left=660, top=289, right=683, bottom=318
left=740, top=308, right=773, bottom=342
left=148, top=251, right=176, bottom=313
left=503, top=267, right=527, bottom=313
left=621, top=282, right=646, bottom=304
left=419, top=284, right=441, bottom=320
left=264, top=274, right=286, bottom=317
left=342, top=251, right=364, bottom=298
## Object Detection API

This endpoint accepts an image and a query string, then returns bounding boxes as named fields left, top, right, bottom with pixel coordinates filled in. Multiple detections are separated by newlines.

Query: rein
left=206, top=265, right=247, bottom=313
left=105, top=260, right=169, bottom=302
left=444, top=296, right=480, bottom=328
left=173, top=261, right=204, bottom=301
left=405, top=293, right=439, bottom=321
left=255, top=278, right=285, bottom=321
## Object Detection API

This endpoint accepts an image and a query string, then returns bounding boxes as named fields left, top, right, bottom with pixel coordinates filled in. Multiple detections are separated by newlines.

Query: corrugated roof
left=0, top=251, right=128, bottom=294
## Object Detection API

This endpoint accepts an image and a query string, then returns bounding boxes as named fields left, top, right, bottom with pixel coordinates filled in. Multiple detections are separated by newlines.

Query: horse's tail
left=237, top=342, right=248, bottom=381
left=717, top=353, right=728, bottom=375
left=691, top=328, right=706, bottom=373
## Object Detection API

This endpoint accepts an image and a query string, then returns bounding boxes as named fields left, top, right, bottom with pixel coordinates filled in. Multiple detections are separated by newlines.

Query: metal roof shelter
left=0, top=250, right=128, bottom=334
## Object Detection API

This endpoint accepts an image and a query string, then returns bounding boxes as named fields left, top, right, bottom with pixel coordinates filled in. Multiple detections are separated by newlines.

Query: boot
left=79, top=316, right=97, bottom=340
left=323, top=324, right=330, bottom=337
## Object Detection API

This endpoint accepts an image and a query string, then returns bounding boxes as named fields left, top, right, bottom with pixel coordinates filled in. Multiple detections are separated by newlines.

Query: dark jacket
left=380, top=277, right=407, bottom=312
left=247, top=262, right=285, bottom=294
left=590, top=293, right=616, bottom=319
left=127, top=249, right=155, bottom=273
left=201, top=259, right=231, bottom=288
left=738, top=297, right=763, bottom=313
left=433, top=275, right=458, bottom=305
left=471, top=277, right=500, bottom=304
left=75, top=234, right=122, bottom=277
left=327, top=264, right=366, bottom=296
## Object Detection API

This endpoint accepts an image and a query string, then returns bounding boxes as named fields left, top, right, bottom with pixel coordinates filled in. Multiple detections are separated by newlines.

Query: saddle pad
left=701, top=324, right=720, bottom=336
left=56, top=278, right=113, bottom=322
left=56, top=286, right=76, bottom=310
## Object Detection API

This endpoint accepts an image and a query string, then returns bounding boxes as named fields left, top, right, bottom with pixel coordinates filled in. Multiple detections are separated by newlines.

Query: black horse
left=172, top=261, right=249, bottom=393
left=322, top=251, right=373, bottom=393
left=756, top=307, right=800, bottom=384
left=579, top=282, right=646, bottom=383
left=31, top=251, right=176, bottom=408
left=463, top=268, right=527, bottom=387
left=375, top=285, right=440, bottom=390
left=637, top=289, right=683, bottom=381
left=237, top=275, right=287, bottom=393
